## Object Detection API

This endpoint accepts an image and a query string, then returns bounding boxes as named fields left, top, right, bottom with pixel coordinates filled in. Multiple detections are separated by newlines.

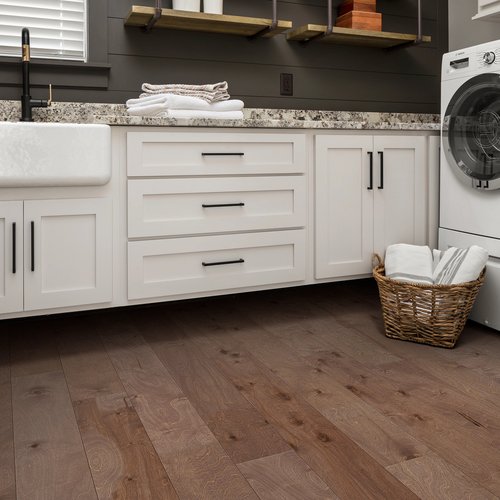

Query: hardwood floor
left=1, top=279, right=500, bottom=499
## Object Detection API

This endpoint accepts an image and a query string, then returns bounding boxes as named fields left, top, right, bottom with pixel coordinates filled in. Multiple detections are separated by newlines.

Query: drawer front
left=128, top=230, right=306, bottom=300
left=127, top=132, right=306, bottom=176
left=128, top=176, right=306, bottom=238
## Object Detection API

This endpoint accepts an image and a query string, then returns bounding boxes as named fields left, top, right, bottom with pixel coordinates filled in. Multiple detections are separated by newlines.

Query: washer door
left=443, top=73, right=500, bottom=190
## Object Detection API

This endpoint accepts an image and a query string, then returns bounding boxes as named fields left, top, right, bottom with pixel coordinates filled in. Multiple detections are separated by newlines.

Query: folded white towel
left=385, top=244, right=434, bottom=285
left=127, top=105, right=243, bottom=120
left=140, top=81, right=230, bottom=103
left=166, top=109, right=244, bottom=120
left=433, top=245, right=488, bottom=285
left=126, top=94, right=244, bottom=112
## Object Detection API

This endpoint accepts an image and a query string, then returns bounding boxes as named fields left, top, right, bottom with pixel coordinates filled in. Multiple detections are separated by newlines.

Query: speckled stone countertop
left=0, top=100, right=440, bottom=131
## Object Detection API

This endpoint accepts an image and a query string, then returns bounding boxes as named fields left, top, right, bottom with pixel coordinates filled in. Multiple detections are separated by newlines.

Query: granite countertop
left=0, top=100, right=440, bottom=131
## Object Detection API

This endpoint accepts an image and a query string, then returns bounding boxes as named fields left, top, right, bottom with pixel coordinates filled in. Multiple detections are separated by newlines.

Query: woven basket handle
left=372, top=253, right=383, bottom=268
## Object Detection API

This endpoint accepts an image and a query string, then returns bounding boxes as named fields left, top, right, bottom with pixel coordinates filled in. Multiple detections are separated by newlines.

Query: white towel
left=127, top=105, right=243, bottom=120
left=140, top=81, right=230, bottom=103
left=433, top=245, right=488, bottom=285
left=385, top=244, right=434, bottom=285
left=432, top=249, right=442, bottom=272
left=166, top=110, right=244, bottom=120
left=126, top=94, right=244, bottom=112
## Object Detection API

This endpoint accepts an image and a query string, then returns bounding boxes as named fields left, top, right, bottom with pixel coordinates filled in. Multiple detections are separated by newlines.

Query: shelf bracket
left=143, top=0, right=162, bottom=32
left=387, top=0, right=424, bottom=50
left=248, top=0, right=279, bottom=39
left=300, top=0, right=336, bottom=44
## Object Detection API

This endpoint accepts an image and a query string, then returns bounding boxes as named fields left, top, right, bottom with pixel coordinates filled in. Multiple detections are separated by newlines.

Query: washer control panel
left=477, top=48, right=500, bottom=67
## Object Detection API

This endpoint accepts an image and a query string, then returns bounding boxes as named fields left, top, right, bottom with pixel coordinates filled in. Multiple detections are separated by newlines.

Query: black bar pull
left=367, top=152, right=373, bottom=190
left=202, top=258, right=245, bottom=267
left=476, top=180, right=482, bottom=188
left=202, top=202, right=245, bottom=208
left=30, top=221, right=34, bottom=272
left=12, top=222, right=16, bottom=274
left=378, top=151, right=384, bottom=189
left=201, top=152, right=245, bottom=157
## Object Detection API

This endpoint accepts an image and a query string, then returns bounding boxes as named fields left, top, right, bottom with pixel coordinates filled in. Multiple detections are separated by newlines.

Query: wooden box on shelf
left=338, top=0, right=376, bottom=16
left=336, top=11, right=382, bottom=31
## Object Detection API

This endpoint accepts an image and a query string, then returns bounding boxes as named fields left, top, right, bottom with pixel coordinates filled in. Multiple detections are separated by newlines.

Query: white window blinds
left=0, top=0, right=87, bottom=61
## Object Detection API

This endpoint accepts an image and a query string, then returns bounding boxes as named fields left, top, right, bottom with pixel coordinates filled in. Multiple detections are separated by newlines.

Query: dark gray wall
left=0, top=0, right=448, bottom=113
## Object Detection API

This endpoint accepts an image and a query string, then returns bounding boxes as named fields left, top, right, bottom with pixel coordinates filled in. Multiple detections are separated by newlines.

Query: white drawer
left=127, top=230, right=306, bottom=300
left=127, top=132, right=306, bottom=176
left=128, top=176, right=306, bottom=238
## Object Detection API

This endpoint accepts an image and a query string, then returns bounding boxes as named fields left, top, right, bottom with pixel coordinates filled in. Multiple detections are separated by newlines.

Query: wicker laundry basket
left=373, top=254, right=485, bottom=348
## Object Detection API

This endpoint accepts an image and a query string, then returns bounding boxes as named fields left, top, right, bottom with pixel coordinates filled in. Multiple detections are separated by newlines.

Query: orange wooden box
left=338, top=0, right=377, bottom=16
left=335, top=11, right=382, bottom=31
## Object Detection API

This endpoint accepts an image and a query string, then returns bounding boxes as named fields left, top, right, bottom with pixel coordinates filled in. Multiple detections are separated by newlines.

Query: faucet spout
left=20, top=28, right=51, bottom=122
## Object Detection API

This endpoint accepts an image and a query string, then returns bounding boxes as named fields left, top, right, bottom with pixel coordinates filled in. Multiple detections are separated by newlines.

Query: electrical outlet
left=280, top=73, right=293, bottom=96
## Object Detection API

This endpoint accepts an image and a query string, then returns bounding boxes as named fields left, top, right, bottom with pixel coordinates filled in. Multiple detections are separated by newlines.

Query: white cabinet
left=0, top=198, right=112, bottom=315
left=315, top=135, right=427, bottom=279
left=0, top=201, right=23, bottom=314
left=473, top=0, right=500, bottom=20
left=23, top=198, right=113, bottom=311
left=126, top=131, right=308, bottom=301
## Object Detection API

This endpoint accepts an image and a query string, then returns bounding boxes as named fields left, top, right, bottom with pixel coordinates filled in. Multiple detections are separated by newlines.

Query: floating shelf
left=287, top=24, right=431, bottom=48
left=125, top=6, right=292, bottom=37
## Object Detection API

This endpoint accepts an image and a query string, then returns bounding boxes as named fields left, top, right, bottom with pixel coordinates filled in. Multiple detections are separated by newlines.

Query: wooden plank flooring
left=1, top=279, right=500, bottom=499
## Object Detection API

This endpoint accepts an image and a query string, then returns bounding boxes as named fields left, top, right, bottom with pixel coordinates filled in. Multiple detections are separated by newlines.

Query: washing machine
left=440, top=40, right=500, bottom=330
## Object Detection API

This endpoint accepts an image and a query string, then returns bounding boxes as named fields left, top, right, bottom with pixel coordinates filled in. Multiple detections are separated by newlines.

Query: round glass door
left=443, top=73, right=500, bottom=190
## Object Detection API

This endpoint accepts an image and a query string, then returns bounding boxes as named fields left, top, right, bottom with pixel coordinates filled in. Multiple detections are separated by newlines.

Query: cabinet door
left=315, top=135, right=374, bottom=279
left=0, top=201, right=23, bottom=314
left=373, top=136, right=427, bottom=256
left=24, top=198, right=112, bottom=311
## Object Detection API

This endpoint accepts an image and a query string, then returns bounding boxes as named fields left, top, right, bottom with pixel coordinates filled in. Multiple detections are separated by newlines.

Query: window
left=0, top=0, right=87, bottom=61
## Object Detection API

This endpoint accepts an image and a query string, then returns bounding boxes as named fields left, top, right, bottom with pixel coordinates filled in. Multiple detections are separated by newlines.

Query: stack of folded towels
left=385, top=243, right=488, bottom=285
left=126, top=81, right=244, bottom=120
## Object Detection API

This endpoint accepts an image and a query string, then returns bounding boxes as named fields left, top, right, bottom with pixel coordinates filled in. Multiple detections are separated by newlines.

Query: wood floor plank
left=73, top=395, right=179, bottom=500
left=132, top=309, right=290, bottom=464
left=238, top=450, right=338, bottom=500
left=10, top=319, right=62, bottom=378
left=58, top=320, right=178, bottom=500
left=12, top=371, right=97, bottom=500
left=99, top=316, right=258, bottom=500
left=0, top=334, right=15, bottom=500
left=387, top=453, right=497, bottom=500
left=58, top=319, right=125, bottom=402
left=195, top=304, right=430, bottom=468
left=172, top=310, right=418, bottom=500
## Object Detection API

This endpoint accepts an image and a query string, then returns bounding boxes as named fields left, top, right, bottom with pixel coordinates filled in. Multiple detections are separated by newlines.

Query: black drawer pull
left=202, top=203, right=245, bottom=208
left=12, top=222, right=16, bottom=274
left=202, top=258, right=245, bottom=267
left=30, top=221, right=35, bottom=272
left=367, top=152, right=373, bottom=190
left=378, top=151, right=384, bottom=190
left=201, top=152, right=245, bottom=157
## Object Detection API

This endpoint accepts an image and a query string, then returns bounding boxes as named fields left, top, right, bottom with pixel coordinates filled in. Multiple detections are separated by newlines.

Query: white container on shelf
left=203, top=0, right=223, bottom=14
left=173, top=0, right=201, bottom=12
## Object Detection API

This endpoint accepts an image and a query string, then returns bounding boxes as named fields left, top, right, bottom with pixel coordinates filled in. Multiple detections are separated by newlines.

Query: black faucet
left=21, top=28, right=52, bottom=122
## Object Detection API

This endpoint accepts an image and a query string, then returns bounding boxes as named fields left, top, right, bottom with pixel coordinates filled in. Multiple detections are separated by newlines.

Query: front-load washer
left=440, top=41, right=500, bottom=331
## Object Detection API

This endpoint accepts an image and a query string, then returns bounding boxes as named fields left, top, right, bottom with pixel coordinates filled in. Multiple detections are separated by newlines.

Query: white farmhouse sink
left=0, top=122, right=111, bottom=187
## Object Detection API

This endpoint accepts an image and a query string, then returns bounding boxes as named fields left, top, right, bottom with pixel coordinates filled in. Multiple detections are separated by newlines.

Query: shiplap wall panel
left=0, top=0, right=448, bottom=112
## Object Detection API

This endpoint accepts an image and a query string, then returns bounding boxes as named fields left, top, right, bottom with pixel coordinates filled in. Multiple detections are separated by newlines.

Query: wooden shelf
left=125, top=6, right=292, bottom=37
left=287, top=24, right=431, bottom=48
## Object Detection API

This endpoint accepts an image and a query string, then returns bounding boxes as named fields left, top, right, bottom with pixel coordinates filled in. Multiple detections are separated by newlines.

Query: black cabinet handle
left=30, top=221, right=35, bottom=272
left=202, top=152, right=245, bottom=157
left=202, top=258, right=245, bottom=267
left=378, top=151, right=384, bottom=190
left=202, top=202, right=245, bottom=208
left=12, top=222, right=16, bottom=274
left=367, top=152, right=373, bottom=190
